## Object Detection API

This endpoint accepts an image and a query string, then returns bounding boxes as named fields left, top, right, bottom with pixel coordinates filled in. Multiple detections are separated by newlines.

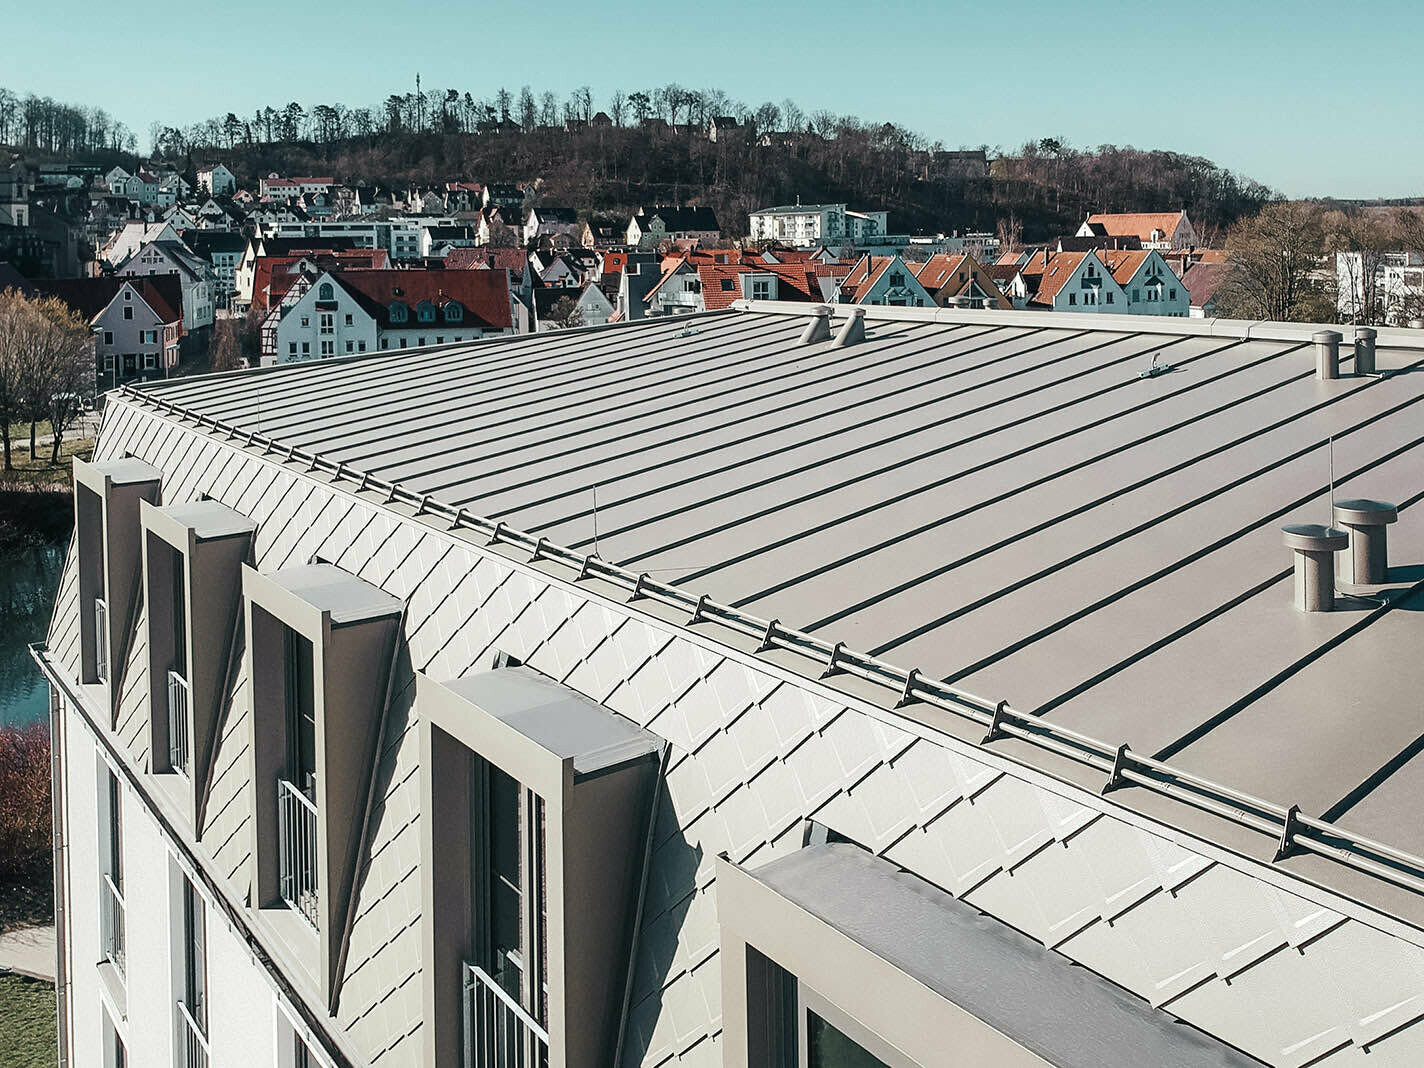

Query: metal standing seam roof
left=127, top=304, right=1424, bottom=915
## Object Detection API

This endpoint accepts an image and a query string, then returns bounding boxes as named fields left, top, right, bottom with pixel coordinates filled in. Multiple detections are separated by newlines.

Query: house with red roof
left=1098, top=249, right=1190, bottom=316
left=835, top=254, right=934, bottom=307
left=1076, top=210, right=1198, bottom=251
left=34, top=275, right=182, bottom=385
left=909, top=253, right=1013, bottom=310
left=271, top=269, right=514, bottom=364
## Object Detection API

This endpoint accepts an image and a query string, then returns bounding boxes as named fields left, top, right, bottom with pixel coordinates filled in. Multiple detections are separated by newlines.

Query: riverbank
left=0, top=435, right=90, bottom=554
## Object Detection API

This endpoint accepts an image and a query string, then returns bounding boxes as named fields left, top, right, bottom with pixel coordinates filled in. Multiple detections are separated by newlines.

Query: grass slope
left=0, top=975, right=56, bottom=1067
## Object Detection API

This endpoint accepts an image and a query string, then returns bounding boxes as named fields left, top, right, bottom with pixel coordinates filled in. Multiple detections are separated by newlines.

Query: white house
left=1336, top=250, right=1424, bottom=324
left=837, top=254, right=936, bottom=306
left=625, top=206, right=721, bottom=250
left=533, top=281, right=615, bottom=330
left=523, top=205, right=581, bottom=246
left=116, top=238, right=216, bottom=334
left=1027, top=250, right=1130, bottom=312
left=1101, top=249, right=1191, bottom=316
left=749, top=202, right=890, bottom=249
left=197, top=163, right=237, bottom=196
left=1077, top=210, right=1200, bottom=251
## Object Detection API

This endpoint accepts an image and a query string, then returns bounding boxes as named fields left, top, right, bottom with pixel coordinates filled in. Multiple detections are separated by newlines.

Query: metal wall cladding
left=50, top=398, right=1424, bottom=1068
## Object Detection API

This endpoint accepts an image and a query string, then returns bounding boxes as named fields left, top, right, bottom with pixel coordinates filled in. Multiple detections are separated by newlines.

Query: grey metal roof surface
left=268, top=562, right=405, bottom=624
left=134, top=307, right=1424, bottom=862
left=752, top=842, right=1264, bottom=1068
left=443, top=665, right=663, bottom=777
left=161, top=499, right=258, bottom=540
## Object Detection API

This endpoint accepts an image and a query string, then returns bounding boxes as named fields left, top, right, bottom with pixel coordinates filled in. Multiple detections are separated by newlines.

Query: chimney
left=1332, top=499, right=1397, bottom=585
left=1354, top=327, right=1377, bottom=375
left=1042, top=248, right=1049, bottom=270
left=832, top=307, right=866, bottom=348
left=800, top=305, right=832, bottom=344
left=1281, top=524, right=1349, bottom=611
left=1313, top=330, right=1342, bottom=380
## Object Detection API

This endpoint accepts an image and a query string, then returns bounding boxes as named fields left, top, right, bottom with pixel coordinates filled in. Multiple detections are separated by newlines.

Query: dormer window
left=417, top=300, right=436, bottom=323
left=419, top=668, right=661, bottom=1068
left=74, top=459, right=162, bottom=723
left=318, top=282, right=333, bottom=301
left=444, top=301, right=463, bottom=322
left=389, top=302, right=408, bottom=323
left=140, top=500, right=255, bottom=821
left=243, top=564, right=402, bottom=999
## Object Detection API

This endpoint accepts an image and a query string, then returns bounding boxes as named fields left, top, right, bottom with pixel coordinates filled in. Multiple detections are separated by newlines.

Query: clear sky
left=8, top=0, right=1423, bottom=199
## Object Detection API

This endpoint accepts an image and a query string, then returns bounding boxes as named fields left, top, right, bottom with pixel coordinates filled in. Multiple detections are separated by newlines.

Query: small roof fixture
left=1333, top=498, right=1398, bottom=585
left=1281, top=523, right=1349, bottom=612
left=1139, top=352, right=1173, bottom=379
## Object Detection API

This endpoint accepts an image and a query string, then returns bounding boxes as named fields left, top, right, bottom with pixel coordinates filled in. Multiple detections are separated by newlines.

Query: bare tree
left=608, top=90, right=627, bottom=127
left=543, top=295, right=584, bottom=330
left=209, top=318, right=243, bottom=373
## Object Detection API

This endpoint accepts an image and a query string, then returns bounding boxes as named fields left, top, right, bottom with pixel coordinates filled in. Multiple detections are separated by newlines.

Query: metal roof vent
left=1354, top=328, right=1377, bottom=375
left=800, top=305, right=832, bottom=344
left=832, top=307, right=866, bottom=348
left=947, top=294, right=972, bottom=308
left=1333, top=498, right=1398, bottom=585
left=1314, top=330, right=1342, bottom=380
left=1282, top=524, right=1349, bottom=611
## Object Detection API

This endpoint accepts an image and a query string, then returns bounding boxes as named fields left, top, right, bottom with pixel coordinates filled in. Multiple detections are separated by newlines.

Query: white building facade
left=749, top=203, right=889, bottom=248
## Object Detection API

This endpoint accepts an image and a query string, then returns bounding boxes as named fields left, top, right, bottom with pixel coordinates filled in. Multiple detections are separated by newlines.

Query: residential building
left=1076, top=210, right=1199, bottom=251
left=524, top=206, right=581, bottom=246
left=0, top=164, right=30, bottom=227
left=836, top=254, right=935, bottom=306
left=749, top=203, right=889, bottom=249
left=1026, top=250, right=1128, bottom=311
left=910, top=253, right=1013, bottom=309
left=1183, top=260, right=1228, bottom=318
left=1335, top=250, right=1424, bottom=325
left=189, top=231, right=248, bottom=298
left=271, top=268, right=514, bottom=363
left=36, top=302, right=1424, bottom=1068
left=196, top=164, right=237, bottom=196
left=625, top=206, right=721, bottom=250
left=272, top=219, right=424, bottom=261
left=34, top=275, right=181, bottom=384
left=115, top=239, right=216, bottom=336
left=1099, top=249, right=1190, bottom=316
left=532, top=281, right=615, bottom=330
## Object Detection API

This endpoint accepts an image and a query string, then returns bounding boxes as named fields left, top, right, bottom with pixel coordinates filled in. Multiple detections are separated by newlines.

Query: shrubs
left=0, top=724, right=51, bottom=875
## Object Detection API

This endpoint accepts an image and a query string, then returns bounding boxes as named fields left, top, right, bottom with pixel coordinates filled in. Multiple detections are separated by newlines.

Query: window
left=288, top=342, right=297, bottom=356
left=417, top=301, right=436, bottom=323
left=1169, top=288, right=1177, bottom=300
left=399, top=338, right=407, bottom=348
left=344, top=313, right=353, bottom=326
left=177, top=874, right=209, bottom=1065
left=301, top=342, right=310, bottom=355
left=123, top=306, right=133, bottom=320
left=103, top=1008, right=126, bottom=1068
left=345, top=341, right=354, bottom=353
left=1068, top=293, right=1076, bottom=306
left=104, top=330, right=113, bottom=345
left=320, top=340, right=334, bottom=357
left=300, top=316, right=309, bottom=327
left=721, top=278, right=736, bottom=292
left=888, top=272, right=903, bottom=286
left=358, top=340, right=367, bottom=352
left=417, top=337, right=426, bottom=347
left=1133, top=288, right=1140, bottom=302
left=318, top=282, right=333, bottom=300
left=389, top=302, right=407, bottom=323
left=445, top=302, right=463, bottom=322
left=1106, top=292, right=1114, bottom=304
left=319, top=313, right=333, bottom=335
left=99, top=765, right=125, bottom=976
left=143, top=353, right=158, bottom=370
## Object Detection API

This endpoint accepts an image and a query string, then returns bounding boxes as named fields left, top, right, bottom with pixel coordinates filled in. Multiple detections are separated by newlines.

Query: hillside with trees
left=4, top=82, right=1276, bottom=241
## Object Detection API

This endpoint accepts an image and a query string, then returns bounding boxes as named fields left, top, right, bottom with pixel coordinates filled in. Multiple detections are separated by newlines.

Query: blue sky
left=9, top=0, right=1423, bottom=198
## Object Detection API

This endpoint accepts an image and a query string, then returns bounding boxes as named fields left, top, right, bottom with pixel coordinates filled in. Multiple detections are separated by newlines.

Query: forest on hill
left=3, top=83, right=1278, bottom=241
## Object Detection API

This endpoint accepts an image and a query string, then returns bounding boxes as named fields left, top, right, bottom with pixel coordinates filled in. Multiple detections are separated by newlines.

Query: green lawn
left=0, top=975, right=57, bottom=1067
left=0, top=437, right=93, bottom=491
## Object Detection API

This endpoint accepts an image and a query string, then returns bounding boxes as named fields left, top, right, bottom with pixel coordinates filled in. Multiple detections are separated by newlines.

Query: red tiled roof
left=1084, top=212, right=1185, bottom=242
left=1030, top=252, right=1089, bottom=306
left=444, top=248, right=527, bottom=274
left=330, top=269, right=513, bottom=330
left=1097, top=249, right=1152, bottom=287
left=838, top=255, right=900, bottom=303
left=34, top=275, right=183, bottom=327
left=252, top=250, right=390, bottom=311
left=695, top=263, right=820, bottom=310
left=1182, top=261, right=1228, bottom=308
left=909, top=254, right=971, bottom=294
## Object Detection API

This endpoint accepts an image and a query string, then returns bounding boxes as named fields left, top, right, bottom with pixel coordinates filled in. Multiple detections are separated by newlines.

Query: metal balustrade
left=93, top=598, right=108, bottom=683
left=277, top=778, right=319, bottom=928
left=122, top=381, right=1424, bottom=900
left=168, top=670, right=191, bottom=775
left=177, top=999, right=209, bottom=1068
left=462, top=963, right=548, bottom=1068
left=99, top=870, right=125, bottom=975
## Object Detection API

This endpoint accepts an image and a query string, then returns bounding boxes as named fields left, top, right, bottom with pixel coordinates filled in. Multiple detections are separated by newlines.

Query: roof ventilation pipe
left=1354, top=327, right=1377, bottom=375
left=1333, top=499, right=1397, bottom=585
left=948, top=295, right=973, bottom=309
left=799, top=305, right=832, bottom=344
left=832, top=307, right=866, bottom=348
left=1282, top=524, right=1349, bottom=611
left=1314, top=330, right=1342, bottom=380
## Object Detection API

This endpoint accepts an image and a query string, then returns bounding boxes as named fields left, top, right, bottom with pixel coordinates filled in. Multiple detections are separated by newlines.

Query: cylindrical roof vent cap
left=1333, top=498, right=1398, bottom=585
left=1282, top=523, right=1349, bottom=612
left=1313, top=330, right=1342, bottom=380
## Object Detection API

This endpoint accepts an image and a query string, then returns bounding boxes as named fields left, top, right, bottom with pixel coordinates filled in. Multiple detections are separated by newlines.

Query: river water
left=0, top=542, right=65, bottom=730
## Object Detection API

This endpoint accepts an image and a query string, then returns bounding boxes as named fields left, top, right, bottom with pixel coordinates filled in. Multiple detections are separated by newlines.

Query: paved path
left=0, top=924, right=56, bottom=982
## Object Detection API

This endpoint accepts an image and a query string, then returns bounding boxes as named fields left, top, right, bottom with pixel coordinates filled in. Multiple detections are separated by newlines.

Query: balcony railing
left=167, top=670, right=191, bottom=775
left=277, top=778, right=319, bottom=929
left=462, top=962, right=548, bottom=1068
left=99, top=870, right=125, bottom=976
left=93, top=598, right=109, bottom=683
left=177, top=999, right=209, bottom=1068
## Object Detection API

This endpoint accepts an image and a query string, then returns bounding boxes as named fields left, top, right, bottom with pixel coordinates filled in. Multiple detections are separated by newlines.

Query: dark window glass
left=183, top=876, right=208, bottom=1030
left=284, top=627, right=316, bottom=793
left=170, top=545, right=187, bottom=676
left=808, top=1012, right=890, bottom=1068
